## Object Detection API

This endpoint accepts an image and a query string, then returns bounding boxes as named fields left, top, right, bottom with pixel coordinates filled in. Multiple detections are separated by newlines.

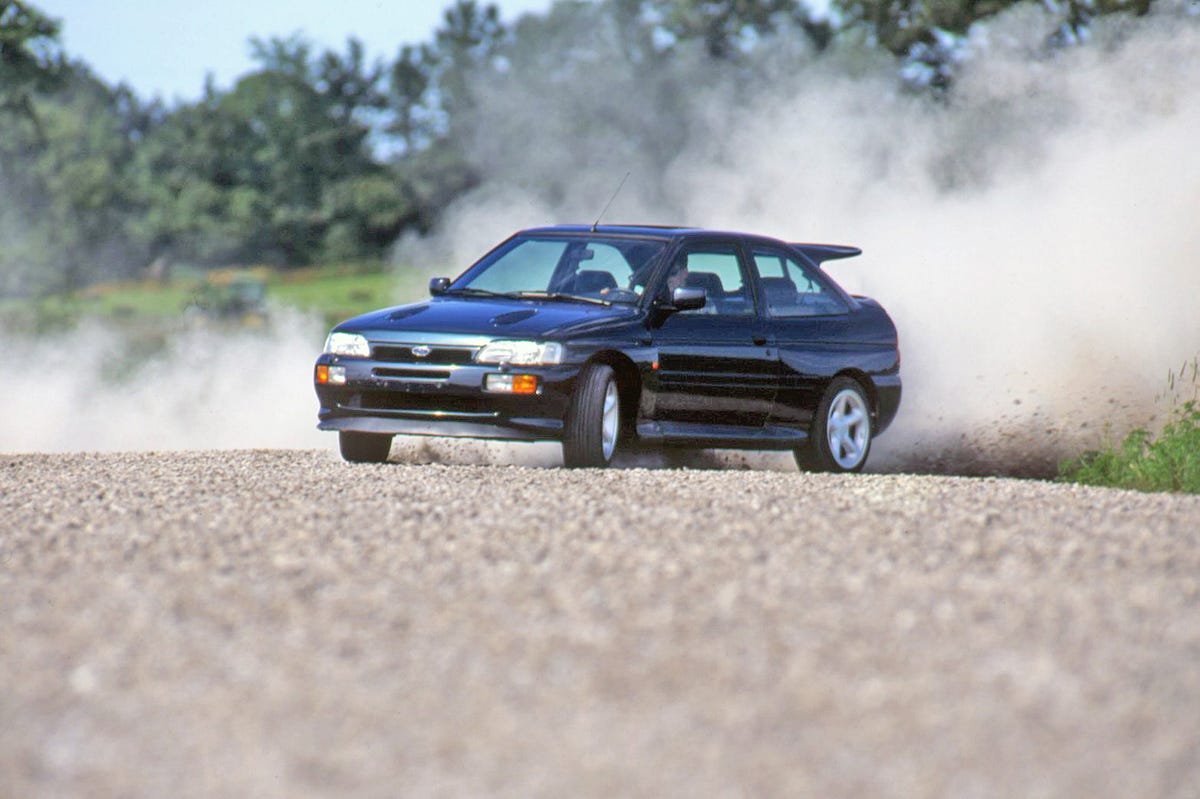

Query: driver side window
left=672, top=246, right=755, bottom=316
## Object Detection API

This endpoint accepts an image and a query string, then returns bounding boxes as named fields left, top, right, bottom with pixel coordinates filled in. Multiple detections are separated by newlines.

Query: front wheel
left=795, top=377, right=873, bottom=473
left=339, top=431, right=393, bottom=463
left=562, top=364, right=620, bottom=468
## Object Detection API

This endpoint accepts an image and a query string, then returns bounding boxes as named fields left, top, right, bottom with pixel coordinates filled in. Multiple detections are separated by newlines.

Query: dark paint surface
left=316, top=226, right=901, bottom=447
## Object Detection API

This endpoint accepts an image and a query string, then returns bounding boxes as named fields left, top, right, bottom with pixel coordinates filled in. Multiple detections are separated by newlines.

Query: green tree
left=388, top=43, right=435, bottom=154
left=647, top=0, right=810, bottom=58
left=829, top=0, right=1158, bottom=88
left=2, top=5, right=149, bottom=294
left=0, top=0, right=64, bottom=139
left=2, top=64, right=148, bottom=293
left=133, top=35, right=402, bottom=266
left=431, top=0, right=506, bottom=129
left=375, top=2, right=507, bottom=238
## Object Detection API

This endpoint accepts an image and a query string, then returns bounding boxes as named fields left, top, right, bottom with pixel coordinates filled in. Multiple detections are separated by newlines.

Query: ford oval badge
left=411, top=345, right=432, bottom=358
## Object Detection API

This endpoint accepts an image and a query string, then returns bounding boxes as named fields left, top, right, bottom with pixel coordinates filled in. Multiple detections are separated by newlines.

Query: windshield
left=451, top=235, right=667, bottom=304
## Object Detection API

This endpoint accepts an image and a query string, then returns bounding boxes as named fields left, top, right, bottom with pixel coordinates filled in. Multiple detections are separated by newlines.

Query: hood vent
left=388, top=306, right=427, bottom=321
left=490, top=309, right=537, bottom=326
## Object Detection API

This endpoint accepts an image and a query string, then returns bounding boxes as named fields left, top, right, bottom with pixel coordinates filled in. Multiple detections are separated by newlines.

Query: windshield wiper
left=506, top=291, right=611, bottom=306
left=444, top=287, right=508, bottom=298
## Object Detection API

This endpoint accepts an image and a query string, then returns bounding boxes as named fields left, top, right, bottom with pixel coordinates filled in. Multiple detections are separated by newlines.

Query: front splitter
left=318, top=414, right=563, bottom=442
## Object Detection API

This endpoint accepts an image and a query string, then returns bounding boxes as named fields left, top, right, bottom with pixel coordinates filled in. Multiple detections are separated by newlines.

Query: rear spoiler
left=791, top=243, right=862, bottom=265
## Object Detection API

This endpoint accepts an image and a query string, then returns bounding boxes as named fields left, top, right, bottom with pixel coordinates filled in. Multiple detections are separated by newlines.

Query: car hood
left=337, top=296, right=641, bottom=341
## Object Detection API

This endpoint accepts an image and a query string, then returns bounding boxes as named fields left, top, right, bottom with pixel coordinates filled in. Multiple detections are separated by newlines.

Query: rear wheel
left=562, top=364, right=620, bottom=468
left=795, top=377, right=872, bottom=473
left=339, top=431, right=393, bottom=464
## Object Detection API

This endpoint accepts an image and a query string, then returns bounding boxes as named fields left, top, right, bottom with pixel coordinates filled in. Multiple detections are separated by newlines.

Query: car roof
left=517, top=224, right=798, bottom=243
left=518, top=224, right=699, bottom=238
left=516, top=225, right=860, bottom=262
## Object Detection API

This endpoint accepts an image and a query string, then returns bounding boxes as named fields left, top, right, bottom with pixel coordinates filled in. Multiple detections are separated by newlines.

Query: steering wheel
left=600, top=287, right=640, bottom=302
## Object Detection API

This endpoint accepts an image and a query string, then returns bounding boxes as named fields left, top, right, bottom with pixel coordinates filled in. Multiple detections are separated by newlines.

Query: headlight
left=475, top=340, right=563, bottom=365
left=324, top=332, right=370, bottom=358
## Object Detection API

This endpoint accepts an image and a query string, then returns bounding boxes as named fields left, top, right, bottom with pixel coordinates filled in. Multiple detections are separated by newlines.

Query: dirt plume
left=0, top=313, right=332, bottom=453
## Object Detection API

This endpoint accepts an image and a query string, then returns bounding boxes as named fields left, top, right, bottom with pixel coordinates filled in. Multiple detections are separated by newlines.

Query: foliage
left=0, top=0, right=1170, bottom=295
left=128, top=35, right=391, bottom=266
left=1059, top=361, right=1200, bottom=494
left=1, top=65, right=147, bottom=295
left=0, top=0, right=64, bottom=130
left=646, top=0, right=832, bottom=58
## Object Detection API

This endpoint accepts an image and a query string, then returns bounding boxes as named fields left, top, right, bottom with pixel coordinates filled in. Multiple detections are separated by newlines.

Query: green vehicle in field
left=186, top=269, right=269, bottom=327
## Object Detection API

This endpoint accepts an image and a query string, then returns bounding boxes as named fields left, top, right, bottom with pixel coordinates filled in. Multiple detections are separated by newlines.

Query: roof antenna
left=592, top=171, right=630, bottom=232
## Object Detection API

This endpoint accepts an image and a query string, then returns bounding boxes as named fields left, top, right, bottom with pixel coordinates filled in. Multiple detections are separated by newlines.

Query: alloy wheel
left=826, top=388, right=869, bottom=469
left=601, top=380, right=619, bottom=461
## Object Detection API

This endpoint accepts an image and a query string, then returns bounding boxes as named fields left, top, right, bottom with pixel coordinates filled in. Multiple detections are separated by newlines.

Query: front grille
left=372, top=344, right=477, bottom=365
left=357, top=392, right=494, bottom=414
left=374, top=367, right=452, bottom=380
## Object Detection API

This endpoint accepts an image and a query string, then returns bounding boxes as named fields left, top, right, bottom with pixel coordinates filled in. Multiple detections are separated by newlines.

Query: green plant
left=1059, top=359, right=1200, bottom=494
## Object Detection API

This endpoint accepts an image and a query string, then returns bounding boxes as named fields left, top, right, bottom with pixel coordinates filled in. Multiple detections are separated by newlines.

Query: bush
left=1059, top=360, right=1200, bottom=494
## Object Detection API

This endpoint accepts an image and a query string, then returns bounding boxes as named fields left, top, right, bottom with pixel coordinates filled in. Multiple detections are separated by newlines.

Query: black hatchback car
left=314, top=225, right=900, bottom=471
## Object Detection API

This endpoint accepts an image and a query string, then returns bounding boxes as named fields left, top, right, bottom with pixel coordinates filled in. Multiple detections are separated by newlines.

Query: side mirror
left=670, top=286, right=706, bottom=311
left=429, top=277, right=451, bottom=296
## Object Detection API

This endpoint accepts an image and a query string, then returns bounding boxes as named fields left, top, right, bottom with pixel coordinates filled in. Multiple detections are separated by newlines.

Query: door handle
left=752, top=336, right=768, bottom=346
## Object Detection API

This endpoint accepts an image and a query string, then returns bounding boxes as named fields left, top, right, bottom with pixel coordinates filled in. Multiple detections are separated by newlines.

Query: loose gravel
left=2, top=450, right=1199, bottom=798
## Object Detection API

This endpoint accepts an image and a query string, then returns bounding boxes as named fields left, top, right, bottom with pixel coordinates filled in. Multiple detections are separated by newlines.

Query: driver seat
left=684, top=271, right=724, bottom=300
left=568, top=270, right=617, bottom=293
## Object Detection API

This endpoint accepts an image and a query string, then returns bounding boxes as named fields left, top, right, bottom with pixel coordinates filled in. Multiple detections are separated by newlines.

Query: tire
left=795, top=376, right=872, bottom=473
left=562, top=364, right=620, bottom=468
left=339, top=431, right=393, bottom=464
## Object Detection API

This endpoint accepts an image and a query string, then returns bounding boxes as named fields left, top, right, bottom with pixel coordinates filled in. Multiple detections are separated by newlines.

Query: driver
left=666, top=254, right=689, bottom=294
left=663, top=253, right=718, bottom=313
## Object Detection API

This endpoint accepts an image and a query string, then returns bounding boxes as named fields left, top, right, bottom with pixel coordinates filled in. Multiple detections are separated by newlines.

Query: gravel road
left=3, top=449, right=1199, bottom=798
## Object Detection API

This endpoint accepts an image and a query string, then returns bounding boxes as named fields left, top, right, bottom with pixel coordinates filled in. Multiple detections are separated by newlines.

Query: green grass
left=1058, top=360, right=1200, bottom=494
left=0, top=262, right=433, bottom=331
left=272, top=268, right=426, bottom=326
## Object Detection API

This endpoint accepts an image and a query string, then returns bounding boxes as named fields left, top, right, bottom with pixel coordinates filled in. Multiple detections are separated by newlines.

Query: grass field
left=0, top=262, right=431, bottom=330
left=271, top=268, right=426, bottom=325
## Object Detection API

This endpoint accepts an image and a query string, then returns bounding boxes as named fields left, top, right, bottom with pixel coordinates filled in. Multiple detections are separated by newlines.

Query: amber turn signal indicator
left=484, top=373, right=539, bottom=394
left=511, top=374, right=538, bottom=394
left=315, top=364, right=346, bottom=385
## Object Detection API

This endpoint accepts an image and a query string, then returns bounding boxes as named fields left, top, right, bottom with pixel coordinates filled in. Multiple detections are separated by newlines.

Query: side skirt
left=635, top=420, right=808, bottom=450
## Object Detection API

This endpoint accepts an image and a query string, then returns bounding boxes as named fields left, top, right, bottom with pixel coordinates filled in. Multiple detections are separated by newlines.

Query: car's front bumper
left=314, top=353, right=580, bottom=442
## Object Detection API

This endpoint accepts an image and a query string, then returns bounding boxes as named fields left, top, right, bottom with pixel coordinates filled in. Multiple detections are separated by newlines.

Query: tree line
left=0, top=0, right=1152, bottom=295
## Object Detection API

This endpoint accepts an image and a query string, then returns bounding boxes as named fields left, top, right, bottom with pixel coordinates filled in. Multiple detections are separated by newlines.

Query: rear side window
left=752, top=248, right=848, bottom=317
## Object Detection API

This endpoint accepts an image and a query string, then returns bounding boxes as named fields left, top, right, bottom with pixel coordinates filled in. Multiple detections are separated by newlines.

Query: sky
left=36, top=0, right=559, bottom=103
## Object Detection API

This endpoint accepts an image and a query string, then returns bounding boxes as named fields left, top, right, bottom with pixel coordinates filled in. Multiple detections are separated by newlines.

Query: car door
left=749, top=245, right=854, bottom=428
left=650, top=240, right=776, bottom=428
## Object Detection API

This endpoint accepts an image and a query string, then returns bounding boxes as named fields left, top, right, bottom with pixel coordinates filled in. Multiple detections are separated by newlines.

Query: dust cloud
left=401, top=1, right=1200, bottom=475
left=0, top=313, right=334, bottom=454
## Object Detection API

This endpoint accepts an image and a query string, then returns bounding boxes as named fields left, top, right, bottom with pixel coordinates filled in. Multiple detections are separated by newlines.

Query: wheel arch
left=832, top=368, right=878, bottom=417
left=585, top=350, right=642, bottom=433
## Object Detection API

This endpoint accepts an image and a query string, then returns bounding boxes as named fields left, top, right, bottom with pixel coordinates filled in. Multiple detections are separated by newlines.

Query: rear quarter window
left=752, top=249, right=848, bottom=317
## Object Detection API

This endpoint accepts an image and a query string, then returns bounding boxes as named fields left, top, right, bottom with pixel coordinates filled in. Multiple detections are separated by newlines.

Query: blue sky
left=37, top=0, right=558, bottom=102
